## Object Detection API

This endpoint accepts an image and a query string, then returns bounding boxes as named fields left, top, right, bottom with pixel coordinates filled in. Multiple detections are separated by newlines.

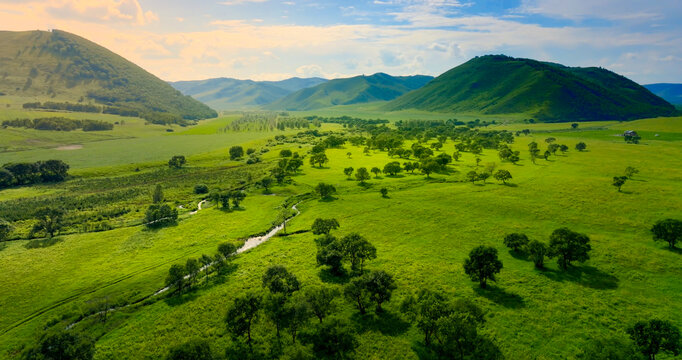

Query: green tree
left=383, top=161, right=402, bottom=176
left=309, top=153, right=328, bottom=168
left=168, top=155, right=186, bottom=169
left=226, top=292, right=262, bottom=352
left=344, top=277, right=371, bottom=314
left=280, top=149, right=293, bottom=157
left=361, top=270, right=396, bottom=313
left=613, top=176, right=628, bottom=192
left=311, top=218, right=340, bottom=235
left=651, top=219, right=682, bottom=249
left=31, top=207, right=65, bottom=238
left=400, top=289, right=450, bottom=346
left=575, top=142, right=587, bottom=151
left=165, top=264, right=186, bottom=293
left=467, top=171, right=478, bottom=184
left=625, top=166, right=640, bottom=179
left=380, top=187, right=388, bottom=198
left=316, top=236, right=345, bottom=276
left=503, top=233, right=529, bottom=252
left=0, top=219, right=12, bottom=242
left=229, top=146, right=244, bottom=160
left=315, top=183, right=336, bottom=200
left=371, top=167, right=381, bottom=178
left=545, top=137, right=556, bottom=144
left=22, top=331, right=94, bottom=360
left=571, top=123, right=579, bottom=129
left=548, top=228, right=591, bottom=270
left=493, top=169, right=512, bottom=184
left=230, top=190, right=246, bottom=209
left=578, top=336, right=644, bottom=360
left=560, top=144, right=569, bottom=153
left=628, top=319, right=681, bottom=360
left=264, top=293, right=290, bottom=344
left=37, top=159, right=70, bottom=182
left=355, top=167, right=370, bottom=184
left=144, top=204, right=178, bottom=228
left=262, top=265, right=300, bottom=296
left=194, top=184, right=208, bottom=194
left=339, top=233, right=377, bottom=274
left=304, top=318, right=358, bottom=360
left=343, top=167, right=354, bottom=179
left=185, top=258, right=200, bottom=288
left=166, top=339, right=214, bottom=360
left=463, top=246, right=503, bottom=288
left=527, top=240, right=548, bottom=269
left=421, top=160, right=440, bottom=178
left=304, top=285, right=339, bottom=323
left=153, top=184, right=164, bottom=203
left=286, top=292, right=311, bottom=343
left=218, top=242, right=237, bottom=259
left=434, top=300, right=492, bottom=360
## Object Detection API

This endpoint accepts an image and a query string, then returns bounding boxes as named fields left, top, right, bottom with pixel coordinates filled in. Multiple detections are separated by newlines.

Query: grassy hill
left=170, top=77, right=327, bottom=110
left=0, top=30, right=216, bottom=120
left=644, top=83, right=682, bottom=105
left=267, top=73, right=433, bottom=111
left=386, top=55, right=677, bottom=121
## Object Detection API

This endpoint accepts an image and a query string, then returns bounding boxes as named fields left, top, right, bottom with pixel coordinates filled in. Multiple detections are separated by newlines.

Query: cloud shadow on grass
left=474, top=285, right=525, bottom=309
left=539, top=265, right=619, bottom=290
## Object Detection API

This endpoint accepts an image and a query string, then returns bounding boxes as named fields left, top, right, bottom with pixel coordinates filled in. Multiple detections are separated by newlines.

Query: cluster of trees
left=168, top=155, right=186, bottom=169
left=0, top=160, right=69, bottom=189
left=312, top=218, right=377, bottom=275
left=3, top=117, right=113, bottom=131
left=165, top=242, right=238, bottom=293
left=23, top=101, right=101, bottom=113
left=271, top=151, right=303, bottom=184
left=309, top=144, right=329, bottom=168
left=314, top=183, right=337, bottom=200
left=501, top=228, right=592, bottom=270
left=209, top=190, right=246, bottom=210
left=613, top=166, right=640, bottom=192
left=144, top=204, right=178, bottom=228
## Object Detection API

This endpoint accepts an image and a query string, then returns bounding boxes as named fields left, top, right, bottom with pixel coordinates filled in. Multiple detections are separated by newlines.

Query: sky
left=0, top=0, right=681, bottom=84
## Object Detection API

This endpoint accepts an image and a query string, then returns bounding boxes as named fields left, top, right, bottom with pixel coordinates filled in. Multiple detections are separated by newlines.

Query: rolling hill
left=266, top=73, right=433, bottom=111
left=386, top=55, right=677, bottom=121
left=0, top=30, right=216, bottom=120
left=170, top=77, right=327, bottom=110
left=644, top=83, right=682, bottom=105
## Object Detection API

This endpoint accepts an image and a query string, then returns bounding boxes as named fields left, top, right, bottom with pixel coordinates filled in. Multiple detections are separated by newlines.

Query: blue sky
left=0, top=0, right=680, bottom=83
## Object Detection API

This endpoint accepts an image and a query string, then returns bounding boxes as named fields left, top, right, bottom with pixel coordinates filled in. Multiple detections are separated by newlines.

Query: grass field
left=1, top=114, right=681, bottom=359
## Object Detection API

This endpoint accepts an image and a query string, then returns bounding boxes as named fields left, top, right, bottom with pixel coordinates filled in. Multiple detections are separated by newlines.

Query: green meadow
left=0, top=112, right=681, bottom=359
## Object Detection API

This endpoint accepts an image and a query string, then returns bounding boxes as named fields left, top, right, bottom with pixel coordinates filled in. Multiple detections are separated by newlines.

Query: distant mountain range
left=265, top=73, right=434, bottom=111
left=385, top=55, right=676, bottom=121
left=0, top=30, right=216, bottom=120
left=169, top=77, right=327, bottom=110
left=643, top=83, right=682, bottom=105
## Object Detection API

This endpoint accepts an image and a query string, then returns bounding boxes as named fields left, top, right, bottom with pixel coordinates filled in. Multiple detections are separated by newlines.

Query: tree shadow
left=25, top=237, right=63, bottom=249
left=0, top=242, right=7, bottom=252
left=665, top=246, right=682, bottom=255
left=164, top=290, right=200, bottom=306
left=509, top=251, right=529, bottom=261
left=318, top=268, right=350, bottom=284
left=500, top=183, right=518, bottom=187
left=350, top=310, right=410, bottom=336
left=412, top=342, right=440, bottom=360
left=619, top=190, right=635, bottom=195
left=539, top=265, right=619, bottom=290
left=318, top=196, right=338, bottom=203
left=474, top=285, right=525, bottom=309
left=386, top=174, right=405, bottom=179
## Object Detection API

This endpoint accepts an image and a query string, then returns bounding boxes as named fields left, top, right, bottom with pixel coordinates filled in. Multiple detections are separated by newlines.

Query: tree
left=37, top=159, right=70, bottom=182
left=575, top=142, right=587, bottom=151
left=311, top=218, right=340, bottom=235
left=344, top=277, right=371, bottom=314
left=626, top=166, right=640, bottom=179
left=315, top=183, right=336, bottom=200
left=31, top=207, right=65, bottom=238
left=152, top=184, right=164, bottom=203
left=229, top=146, right=244, bottom=160
left=380, top=187, right=388, bottom=198
left=194, top=184, right=208, bottom=194
left=571, top=123, right=579, bottom=129
left=503, top=233, right=529, bottom=252
left=200, top=254, right=213, bottom=283
left=260, top=177, right=274, bottom=193
left=543, top=150, right=551, bottom=160
left=0, top=168, right=15, bottom=188
left=651, top=219, right=682, bottom=249
left=548, top=143, right=560, bottom=155
left=218, top=242, right=237, bottom=259
left=493, top=169, right=512, bottom=184
left=144, top=204, right=178, bottom=228
left=400, top=289, right=450, bottom=346
left=613, top=176, right=628, bottom=192
left=361, top=270, right=396, bottom=312
left=343, top=167, right=354, bottom=179
left=230, top=190, right=246, bottom=208
left=545, top=137, right=556, bottom=144
left=548, top=228, right=591, bottom=270
left=316, top=236, right=345, bottom=275
left=304, top=318, right=358, bottom=360
left=185, top=258, right=200, bottom=288
left=477, top=172, right=490, bottom=184
left=435, top=153, right=452, bottom=166
left=421, top=160, right=440, bottom=178
left=168, top=155, right=186, bottom=169
left=466, top=171, right=478, bottom=184
left=22, top=331, right=94, bottom=360
left=166, top=339, right=214, bottom=360
left=463, top=246, right=503, bottom=288
left=346, top=151, right=352, bottom=159
left=370, top=167, right=381, bottom=178
left=165, top=264, right=186, bottom=293
left=262, top=265, right=300, bottom=296
left=383, top=161, right=402, bottom=176
left=527, top=240, right=548, bottom=269
left=435, top=300, right=501, bottom=360
left=578, top=336, right=644, bottom=360
left=226, top=292, right=262, bottom=352
left=628, top=319, right=681, bottom=360
left=0, top=219, right=11, bottom=242
left=309, top=153, right=328, bottom=168
left=452, top=151, right=461, bottom=162
left=339, top=233, right=377, bottom=274
left=304, top=285, right=339, bottom=323
left=355, top=167, right=370, bottom=184
left=560, top=144, right=569, bottom=153
left=264, top=293, right=290, bottom=344
left=280, top=149, right=293, bottom=157
left=246, top=148, right=256, bottom=155
left=285, top=292, right=311, bottom=344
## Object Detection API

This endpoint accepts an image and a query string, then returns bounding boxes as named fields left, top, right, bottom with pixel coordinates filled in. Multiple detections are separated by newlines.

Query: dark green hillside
left=261, top=77, right=327, bottom=92
left=386, top=55, right=676, bottom=121
left=267, top=73, right=433, bottom=111
left=0, top=30, right=216, bottom=120
left=644, top=83, right=682, bottom=105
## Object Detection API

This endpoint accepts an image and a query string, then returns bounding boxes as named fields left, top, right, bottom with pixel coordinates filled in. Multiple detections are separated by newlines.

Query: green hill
left=266, top=73, right=433, bottom=111
left=170, top=77, right=327, bottom=110
left=644, top=83, right=682, bottom=105
left=0, top=30, right=216, bottom=121
left=386, top=55, right=676, bottom=121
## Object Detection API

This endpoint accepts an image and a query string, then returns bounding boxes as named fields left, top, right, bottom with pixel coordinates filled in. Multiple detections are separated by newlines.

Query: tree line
left=0, top=160, right=69, bottom=189
left=3, top=117, right=113, bottom=131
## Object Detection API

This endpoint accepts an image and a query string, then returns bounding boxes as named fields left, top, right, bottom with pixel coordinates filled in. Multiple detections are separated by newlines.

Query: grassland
left=0, top=114, right=681, bottom=359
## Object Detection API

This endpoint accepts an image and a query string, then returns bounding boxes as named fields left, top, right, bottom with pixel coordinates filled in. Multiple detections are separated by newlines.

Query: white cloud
left=517, top=0, right=681, bottom=21
left=220, top=0, right=268, bottom=5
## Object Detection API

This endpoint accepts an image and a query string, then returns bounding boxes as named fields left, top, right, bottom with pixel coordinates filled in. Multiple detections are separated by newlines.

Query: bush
left=194, top=184, right=209, bottom=194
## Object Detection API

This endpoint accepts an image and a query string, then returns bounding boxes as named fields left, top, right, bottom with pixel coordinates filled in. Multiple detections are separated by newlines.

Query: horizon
left=1, top=1, right=681, bottom=84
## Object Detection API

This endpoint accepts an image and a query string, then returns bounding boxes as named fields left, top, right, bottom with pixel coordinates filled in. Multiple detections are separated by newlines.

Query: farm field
left=1, top=113, right=681, bottom=359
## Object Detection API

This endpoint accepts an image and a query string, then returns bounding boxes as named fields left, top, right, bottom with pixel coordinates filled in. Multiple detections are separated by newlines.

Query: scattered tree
left=21, top=331, right=94, bottom=360
left=344, top=277, right=371, bottom=314
left=168, top=155, right=186, bottom=169
left=226, top=292, right=262, bottom=352
left=339, top=233, right=377, bottom=274
left=144, top=204, right=178, bottom=228
left=218, top=242, right=237, bottom=259
left=571, top=123, right=579, bottom=129
left=304, top=285, right=339, bottom=323
left=304, top=318, right=358, bottom=360
left=194, top=184, right=208, bottom=194
left=343, top=167, right=354, bottom=179
left=280, top=149, right=293, bottom=157
left=493, top=169, right=512, bottom=184
left=309, top=153, right=329, bottom=168
left=548, top=228, right=591, bottom=270
left=613, top=176, right=628, bottom=192
left=311, top=218, right=340, bottom=235
left=153, top=184, right=164, bottom=203
left=625, top=166, right=640, bottom=179
left=575, top=142, right=587, bottom=151
left=260, top=177, right=274, bottom=193
left=165, top=264, right=186, bottom=293
left=651, top=219, right=682, bottom=249
left=463, top=246, right=503, bottom=288
left=262, top=265, right=301, bottom=296
left=400, top=289, right=450, bottom=346
left=0, top=219, right=12, bottom=242
left=166, top=339, right=214, bottom=360
left=527, top=240, right=548, bottom=269
left=355, top=167, right=370, bottom=184
left=185, top=258, right=200, bottom=288
left=380, top=187, right=388, bottom=198
left=383, top=162, right=402, bottom=176
left=346, top=152, right=352, bottom=159
left=628, top=319, right=681, bottom=360
left=315, top=183, right=337, bottom=200
left=31, top=207, right=65, bottom=238
left=229, top=146, right=244, bottom=160
left=503, top=233, right=529, bottom=252
left=361, top=270, right=396, bottom=312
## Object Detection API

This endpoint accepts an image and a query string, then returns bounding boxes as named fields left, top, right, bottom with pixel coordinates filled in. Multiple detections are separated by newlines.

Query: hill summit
left=386, top=55, right=676, bottom=121
left=0, top=30, right=216, bottom=121
left=267, top=73, right=433, bottom=111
